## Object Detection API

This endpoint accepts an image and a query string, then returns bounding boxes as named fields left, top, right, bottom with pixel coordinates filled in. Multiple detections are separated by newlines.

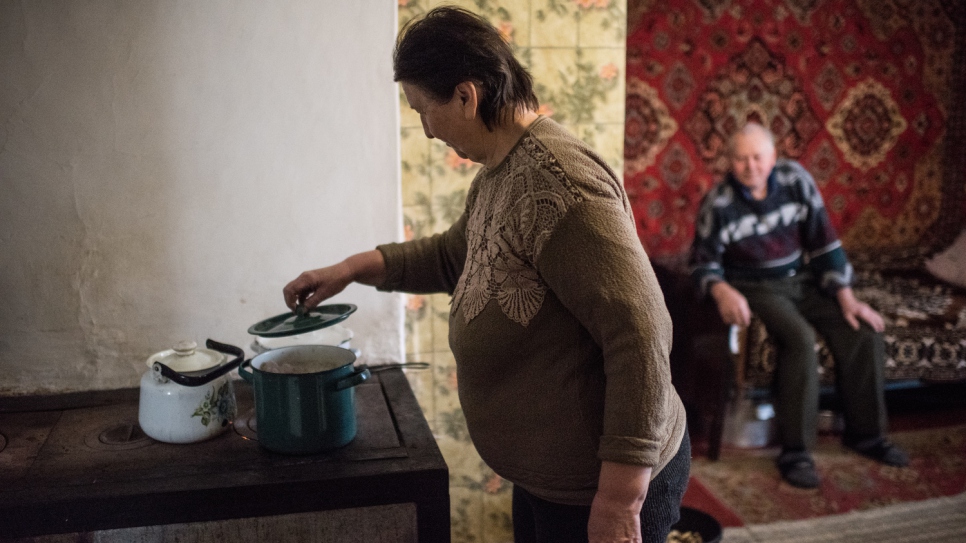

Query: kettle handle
left=206, top=339, right=244, bottom=360
left=152, top=339, right=245, bottom=387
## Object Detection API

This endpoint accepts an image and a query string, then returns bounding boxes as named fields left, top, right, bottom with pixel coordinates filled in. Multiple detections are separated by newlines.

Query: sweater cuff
left=698, top=273, right=725, bottom=299
left=690, top=263, right=725, bottom=298
left=597, top=435, right=662, bottom=467
left=375, top=243, right=404, bottom=292
left=817, top=262, right=854, bottom=297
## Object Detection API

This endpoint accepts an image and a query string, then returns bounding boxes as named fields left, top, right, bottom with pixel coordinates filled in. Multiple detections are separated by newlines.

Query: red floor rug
left=690, top=424, right=966, bottom=525
left=682, top=476, right=745, bottom=528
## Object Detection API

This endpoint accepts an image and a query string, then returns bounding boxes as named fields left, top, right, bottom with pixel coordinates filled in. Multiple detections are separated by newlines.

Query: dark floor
left=688, top=382, right=966, bottom=457
left=878, top=382, right=966, bottom=431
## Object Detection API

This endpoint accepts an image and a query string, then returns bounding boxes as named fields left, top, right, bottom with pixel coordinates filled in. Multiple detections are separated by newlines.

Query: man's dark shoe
left=777, top=449, right=820, bottom=488
left=845, top=437, right=910, bottom=467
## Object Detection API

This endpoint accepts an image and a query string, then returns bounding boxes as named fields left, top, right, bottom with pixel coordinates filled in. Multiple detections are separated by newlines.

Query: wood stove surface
left=0, top=369, right=449, bottom=541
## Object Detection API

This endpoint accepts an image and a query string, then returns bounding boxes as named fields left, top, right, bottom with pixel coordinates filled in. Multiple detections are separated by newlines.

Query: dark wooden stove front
left=0, top=368, right=449, bottom=543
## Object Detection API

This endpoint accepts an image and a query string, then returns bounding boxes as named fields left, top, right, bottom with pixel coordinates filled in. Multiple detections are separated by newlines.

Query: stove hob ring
left=0, top=432, right=6, bottom=454
left=232, top=408, right=258, bottom=441
left=84, top=420, right=156, bottom=451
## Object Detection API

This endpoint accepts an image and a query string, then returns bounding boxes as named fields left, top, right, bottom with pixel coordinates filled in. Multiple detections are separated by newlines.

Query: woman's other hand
left=589, top=461, right=651, bottom=542
left=588, top=496, right=642, bottom=543
left=283, top=250, right=387, bottom=310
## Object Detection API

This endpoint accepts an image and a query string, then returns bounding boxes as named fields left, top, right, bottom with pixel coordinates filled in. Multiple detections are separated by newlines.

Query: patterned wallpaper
left=624, top=0, right=966, bottom=266
left=396, top=1, right=627, bottom=541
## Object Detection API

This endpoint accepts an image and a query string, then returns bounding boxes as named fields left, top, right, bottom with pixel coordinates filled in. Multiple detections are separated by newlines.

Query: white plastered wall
left=0, top=1, right=403, bottom=394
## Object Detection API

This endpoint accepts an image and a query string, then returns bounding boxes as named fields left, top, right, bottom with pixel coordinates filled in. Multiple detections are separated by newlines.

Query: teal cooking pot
left=238, top=344, right=370, bottom=455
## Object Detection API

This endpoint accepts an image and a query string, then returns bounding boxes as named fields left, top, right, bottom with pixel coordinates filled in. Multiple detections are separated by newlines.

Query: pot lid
left=248, top=303, right=357, bottom=338
left=147, top=340, right=226, bottom=372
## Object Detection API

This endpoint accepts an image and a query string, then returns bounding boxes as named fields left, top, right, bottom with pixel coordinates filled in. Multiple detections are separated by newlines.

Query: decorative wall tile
left=572, top=48, right=626, bottom=123
left=576, top=0, right=627, bottom=47
left=400, top=128, right=431, bottom=207
left=430, top=293, right=453, bottom=353
left=403, top=355, right=436, bottom=424
left=531, top=1, right=580, bottom=47
left=481, top=0, right=534, bottom=47
left=531, top=48, right=624, bottom=132
left=449, top=486, right=485, bottom=543
left=432, top=351, right=461, bottom=414
left=403, top=293, right=433, bottom=357
left=482, top=489, right=514, bottom=543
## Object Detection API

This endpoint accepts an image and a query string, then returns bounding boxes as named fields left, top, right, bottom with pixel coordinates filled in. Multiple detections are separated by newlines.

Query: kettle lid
left=147, top=340, right=225, bottom=372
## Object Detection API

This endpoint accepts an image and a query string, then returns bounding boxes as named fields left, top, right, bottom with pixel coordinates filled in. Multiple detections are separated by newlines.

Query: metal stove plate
left=3, top=379, right=407, bottom=491
left=0, top=410, right=61, bottom=485
left=233, top=409, right=257, bottom=441
left=83, top=421, right=155, bottom=451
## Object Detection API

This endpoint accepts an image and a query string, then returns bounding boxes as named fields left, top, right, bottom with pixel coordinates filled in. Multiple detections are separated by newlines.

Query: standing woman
left=284, top=7, right=689, bottom=542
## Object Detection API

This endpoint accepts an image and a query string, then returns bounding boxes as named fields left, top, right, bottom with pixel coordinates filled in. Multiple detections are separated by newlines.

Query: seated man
left=688, top=122, right=908, bottom=488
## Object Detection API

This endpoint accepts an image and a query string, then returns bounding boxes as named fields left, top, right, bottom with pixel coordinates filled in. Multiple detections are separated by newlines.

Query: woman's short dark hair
left=393, top=7, right=539, bottom=131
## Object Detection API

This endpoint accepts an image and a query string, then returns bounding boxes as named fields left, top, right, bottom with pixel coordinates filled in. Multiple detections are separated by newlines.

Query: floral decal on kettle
left=192, top=382, right=237, bottom=427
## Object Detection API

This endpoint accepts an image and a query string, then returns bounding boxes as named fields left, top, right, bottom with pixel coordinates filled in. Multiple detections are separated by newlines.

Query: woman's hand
left=588, top=461, right=651, bottom=543
left=282, top=250, right=387, bottom=310
left=588, top=495, right=642, bottom=543
left=283, top=263, right=353, bottom=311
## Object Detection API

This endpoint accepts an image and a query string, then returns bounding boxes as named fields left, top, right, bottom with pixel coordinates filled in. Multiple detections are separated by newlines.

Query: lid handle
left=173, top=340, right=197, bottom=356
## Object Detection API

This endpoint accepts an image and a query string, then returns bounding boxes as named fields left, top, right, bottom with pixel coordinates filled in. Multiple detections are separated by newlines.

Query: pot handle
left=333, top=365, right=371, bottom=391
left=238, top=358, right=255, bottom=383
left=152, top=339, right=245, bottom=387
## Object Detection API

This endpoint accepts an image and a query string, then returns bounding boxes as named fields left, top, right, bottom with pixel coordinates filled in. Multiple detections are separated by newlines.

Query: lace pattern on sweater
left=452, top=137, right=583, bottom=326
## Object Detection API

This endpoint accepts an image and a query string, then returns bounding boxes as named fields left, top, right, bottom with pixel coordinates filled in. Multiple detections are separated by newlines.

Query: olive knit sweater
left=376, top=117, right=686, bottom=505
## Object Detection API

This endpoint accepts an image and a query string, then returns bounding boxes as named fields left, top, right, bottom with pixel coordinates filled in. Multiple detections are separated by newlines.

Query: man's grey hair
left=729, top=122, right=776, bottom=154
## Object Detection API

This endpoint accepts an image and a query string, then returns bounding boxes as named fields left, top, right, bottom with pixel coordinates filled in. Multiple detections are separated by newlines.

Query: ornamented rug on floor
left=721, top=492, right=966, bottom=543
left=691, top=425, right=966, bottom=525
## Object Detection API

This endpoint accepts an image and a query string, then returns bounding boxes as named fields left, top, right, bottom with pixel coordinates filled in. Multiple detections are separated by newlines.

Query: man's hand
left=836, top=287, right=885, bottom=332
left=588, top=462, right=651, bottom=543
left=710, top=281, right=752, bottom=327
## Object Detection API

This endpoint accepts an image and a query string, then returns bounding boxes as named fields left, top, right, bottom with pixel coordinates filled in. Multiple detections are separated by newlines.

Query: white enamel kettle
left=138, top=339, right=243, bottom=444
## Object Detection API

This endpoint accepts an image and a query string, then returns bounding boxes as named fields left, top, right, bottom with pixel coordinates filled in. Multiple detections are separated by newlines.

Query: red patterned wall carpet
left=624, top=0, right=966, bottom=264
left=624, top=0, right=966, bottom=534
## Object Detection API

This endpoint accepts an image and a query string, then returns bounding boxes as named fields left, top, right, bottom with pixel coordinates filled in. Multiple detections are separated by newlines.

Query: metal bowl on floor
left=668, top=506, right=723, bottom=543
